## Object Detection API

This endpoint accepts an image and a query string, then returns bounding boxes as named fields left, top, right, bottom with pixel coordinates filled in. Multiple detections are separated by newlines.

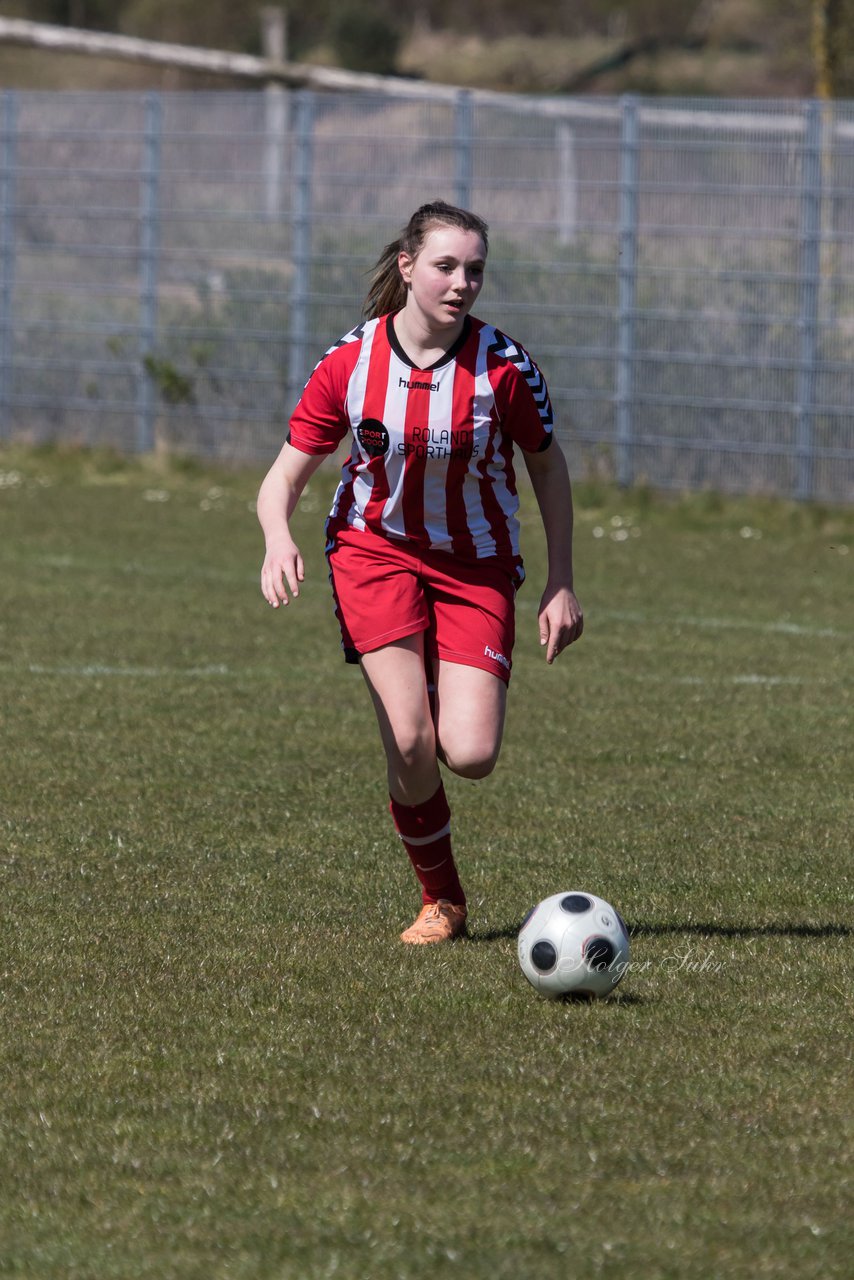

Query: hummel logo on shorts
left=484, top=644, right=510, bottom=670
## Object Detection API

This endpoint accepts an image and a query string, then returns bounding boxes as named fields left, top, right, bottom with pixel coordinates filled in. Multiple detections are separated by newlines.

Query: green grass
left=1, top=444, right=852, bottom=1279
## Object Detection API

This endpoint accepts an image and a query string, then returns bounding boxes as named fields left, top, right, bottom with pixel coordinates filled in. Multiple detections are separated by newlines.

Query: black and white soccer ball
left=517, top=891, right=631, bottom=999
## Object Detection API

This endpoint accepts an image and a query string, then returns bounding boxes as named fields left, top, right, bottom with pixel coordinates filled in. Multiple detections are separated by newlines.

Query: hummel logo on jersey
left=399, top=376, right=439, bottom=392
left=484, top=644, right=510, bottom=671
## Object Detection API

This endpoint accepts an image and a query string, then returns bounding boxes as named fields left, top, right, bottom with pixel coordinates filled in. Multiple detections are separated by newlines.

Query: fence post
left=616, top=94, right=639, bottom=488
left=0, top=90, right=17, bottom=441
left=557, top=121, right=577, bottom=247
left=262, top=6, right=288, bottom=220
left=288, top=89, right=314, bottom=401
left=454, top=90, right=473, bottom=209
left=137, top=91, right=161, bottom=454
left=795, top=99, right=822, bottom=502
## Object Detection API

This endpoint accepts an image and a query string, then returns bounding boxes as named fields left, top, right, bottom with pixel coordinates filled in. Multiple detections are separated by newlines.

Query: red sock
left=389, top=783, right=466, bottom=907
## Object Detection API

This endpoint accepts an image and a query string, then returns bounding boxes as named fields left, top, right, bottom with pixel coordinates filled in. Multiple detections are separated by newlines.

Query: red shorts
left=327, top=525, right=522, bottom=684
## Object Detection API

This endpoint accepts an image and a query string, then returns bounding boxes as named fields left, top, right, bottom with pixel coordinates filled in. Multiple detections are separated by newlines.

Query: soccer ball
left=517, top=891, right=630, bottom=999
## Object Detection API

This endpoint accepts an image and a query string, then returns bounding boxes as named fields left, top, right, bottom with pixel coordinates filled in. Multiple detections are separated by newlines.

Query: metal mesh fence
left=1, top=89, right=853, bottom=502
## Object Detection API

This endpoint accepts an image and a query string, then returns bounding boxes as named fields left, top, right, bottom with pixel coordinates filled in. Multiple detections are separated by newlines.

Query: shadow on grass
left=467, top=925, right=525, bottom=942
left=553, top=989, right=648, bottom=1007
left=469, top=921, right=850, bottom=943
left=627, top=921, right=851, bottom=939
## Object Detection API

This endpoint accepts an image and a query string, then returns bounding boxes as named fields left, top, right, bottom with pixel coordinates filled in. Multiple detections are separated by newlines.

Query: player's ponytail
left=364, top=238, right=407, bottom=319
left=363, top=200, right=489, bottom=320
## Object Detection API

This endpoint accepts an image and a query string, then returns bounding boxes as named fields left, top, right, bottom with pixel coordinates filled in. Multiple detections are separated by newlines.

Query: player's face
left=399, top=226, right=486, bottom=332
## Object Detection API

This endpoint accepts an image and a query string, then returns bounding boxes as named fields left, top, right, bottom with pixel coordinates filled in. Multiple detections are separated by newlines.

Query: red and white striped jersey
left=288, top=313, right=554, bottom=562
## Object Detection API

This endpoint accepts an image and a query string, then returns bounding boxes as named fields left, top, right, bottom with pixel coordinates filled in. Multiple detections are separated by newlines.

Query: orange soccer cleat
left=400, top=899, right=468, bottom=945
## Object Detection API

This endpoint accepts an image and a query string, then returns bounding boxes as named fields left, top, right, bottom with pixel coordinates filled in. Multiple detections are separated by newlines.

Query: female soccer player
left=257, top=200, right=583, bottom=944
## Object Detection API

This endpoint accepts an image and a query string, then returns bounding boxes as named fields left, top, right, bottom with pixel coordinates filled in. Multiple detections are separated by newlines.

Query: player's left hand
left=537, top=585, right=583, bottom=664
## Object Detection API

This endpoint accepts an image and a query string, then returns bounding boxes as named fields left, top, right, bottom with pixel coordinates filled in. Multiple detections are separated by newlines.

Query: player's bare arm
left=257, top=441, right=326, bottom=607
left=523, top=440, right=584, bottom=663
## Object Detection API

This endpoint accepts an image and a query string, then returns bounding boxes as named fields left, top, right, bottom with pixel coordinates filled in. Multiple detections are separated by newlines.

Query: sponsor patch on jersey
left=357, top=418, right=390, bottom=457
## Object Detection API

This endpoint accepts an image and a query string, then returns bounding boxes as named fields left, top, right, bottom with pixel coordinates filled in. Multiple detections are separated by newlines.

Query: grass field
left=1, top=443, right=852, bottom=1279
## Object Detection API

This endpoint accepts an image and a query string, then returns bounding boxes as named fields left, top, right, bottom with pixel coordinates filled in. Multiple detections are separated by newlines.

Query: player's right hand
left=261, top=537, right=304, bottom=608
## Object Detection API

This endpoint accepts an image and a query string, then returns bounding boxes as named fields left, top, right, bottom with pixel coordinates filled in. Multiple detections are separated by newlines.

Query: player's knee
left=443, top=743, right=500, bottom=780
left=393, top=722, right=436, bottom=774
left=454, top=757, right=497, bottom=780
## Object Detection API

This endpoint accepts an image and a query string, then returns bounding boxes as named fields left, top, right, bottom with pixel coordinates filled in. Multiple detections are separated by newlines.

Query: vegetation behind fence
left=1, top=89, right=853, bottom=501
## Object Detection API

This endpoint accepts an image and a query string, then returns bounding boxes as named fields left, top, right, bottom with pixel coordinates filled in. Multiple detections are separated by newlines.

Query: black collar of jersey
left=386, top=313, right=472, bottom=372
